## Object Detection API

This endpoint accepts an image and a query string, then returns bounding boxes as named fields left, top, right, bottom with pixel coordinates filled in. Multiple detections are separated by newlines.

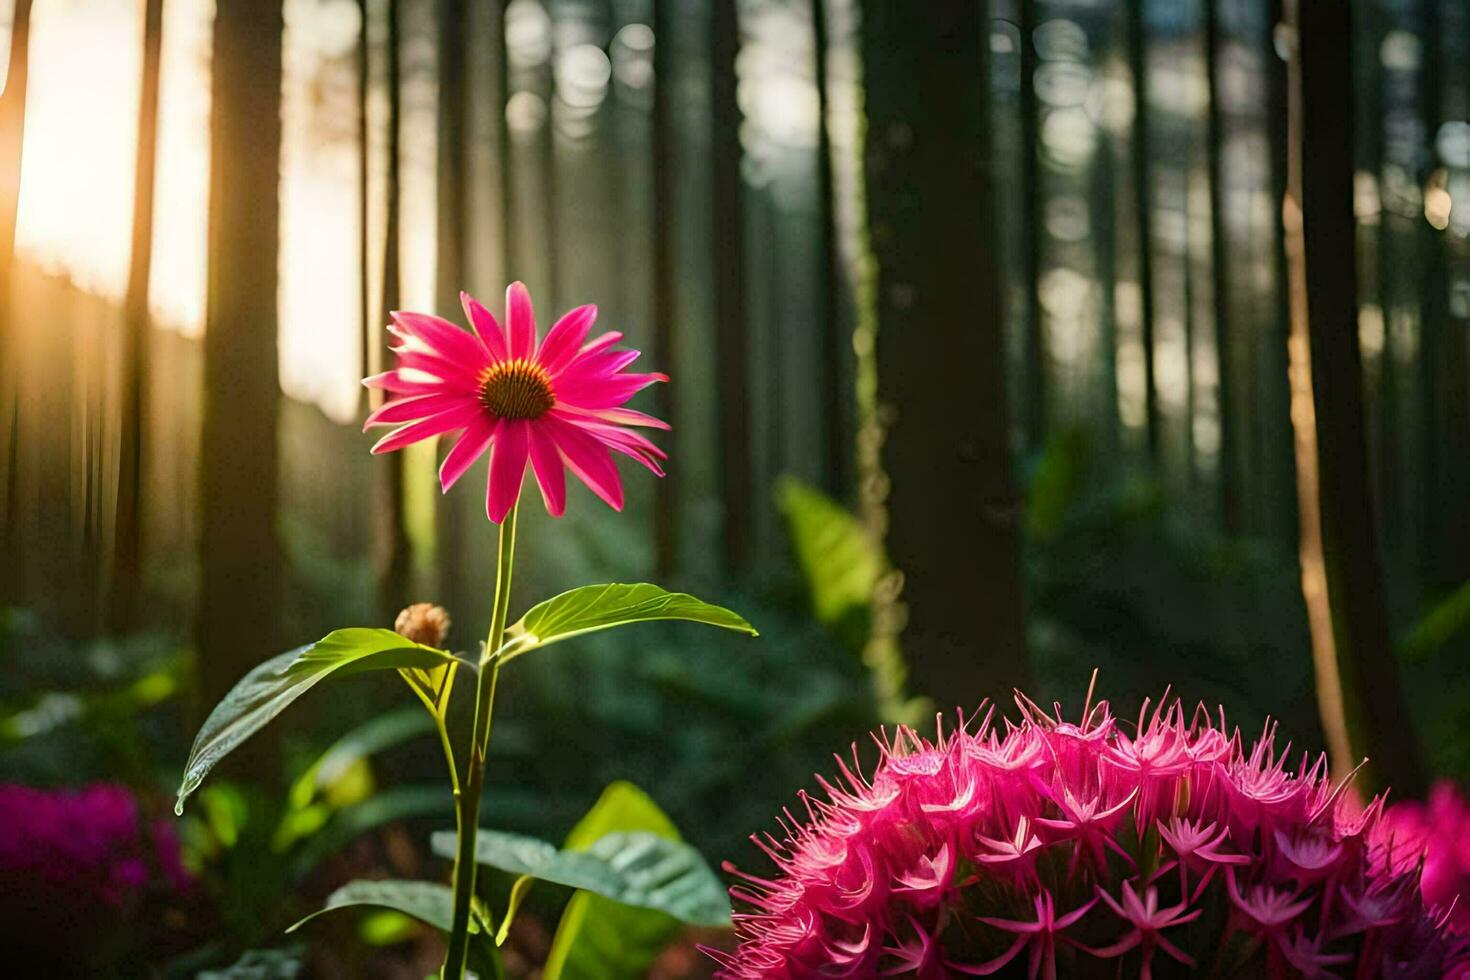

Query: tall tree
left=1127, top=0, right=1160, bottom=457
left=812, top=0, right=851, bottom=497
left=1416, top=0, right=1466, bottom=588
left=710, top=0, right=750, bottom=572
left=1261, top=0, right=1296, bottom=549
left=1203, top=0, right=1238, bottom=532
left=356, top=0, right=370, bottom=418
left=0, top=0, right=33, bottom=606
left=1284, top=0, right=1425, bottom=795
left=199, top=0, right=285, bottom=702
left=651, top=0, right=678, bottom=574
left=434, top=0, right=469, bottom=616
left=109, top=0, right=165, bottom=633
left=1017, top=0, right=1045, bottom=450
left=374, top=0, right=410, bottom=622
left=860, top=0, right=1029, bottom=700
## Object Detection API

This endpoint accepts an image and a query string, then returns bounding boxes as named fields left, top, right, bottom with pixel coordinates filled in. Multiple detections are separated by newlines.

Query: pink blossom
left=1381, top=781, right=1470, bottom=935
left=363, top=282, right=667, bottom=522
left=710, top=690, right=1470, bottom=977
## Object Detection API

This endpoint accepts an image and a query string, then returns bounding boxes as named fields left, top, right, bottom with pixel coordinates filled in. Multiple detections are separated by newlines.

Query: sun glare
left=10, top=0, right=383, bottom=423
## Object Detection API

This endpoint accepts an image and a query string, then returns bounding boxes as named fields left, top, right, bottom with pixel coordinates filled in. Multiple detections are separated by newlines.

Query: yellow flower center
left=478, top=359, right=555, bottom=419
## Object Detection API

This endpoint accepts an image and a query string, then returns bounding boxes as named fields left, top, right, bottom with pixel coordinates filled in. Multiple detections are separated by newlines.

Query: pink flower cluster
left=0, top=783, right=192, bottom=910
left=1381, top=781, right=1470, bottom=938
left=713, top=693, right=1469, bottom=978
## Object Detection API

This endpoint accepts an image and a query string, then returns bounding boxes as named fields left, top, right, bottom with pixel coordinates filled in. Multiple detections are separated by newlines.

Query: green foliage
left=0, top=614, right=187, bottom=787
left=176, top=629, right=460, bottom=814
left=500, top=583, right=757, bottom=665
left=542, top=782, right=686, bottom=980
left=196, top=947, right=305, bottom=980
left=775, top=477, right=880, bottom=650
left=1401, top=578, right=1470, bottom=662
left=775, top=477, right=918, bottom=724
left=288, top=879, right=494, bottom=938
left=286, top=706, right=433, bottom=810
left=430, top=827, right=730, bottom=928
left=488, top=598, right=876, bottom=874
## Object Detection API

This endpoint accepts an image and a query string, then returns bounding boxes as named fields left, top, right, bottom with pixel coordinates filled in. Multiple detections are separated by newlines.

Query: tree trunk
left=0, top=0, right=34, bottom=607
left=812, top=0, right=851, bottom=498
left=1416, top=0, right=1463, bottom=589
left=1262, top=0, right=1296, bottom=549
left=711, top=0, right=750, bottom=573
left=1018, top=0, right=1045, bottom=450
left=356, top=0, right=370, bottom=417
left=435, top=0, right=469, bottom=616
left=108, top=0, right=164, bottom=634
left=1203, top=0, right=1238, bottom=533
left=860, top=0, right=1030, bottom=702
left=374, top=0, right=410, bottom=624
left=1284, top=0, right=1425, bottom=795
left=1127, top=0, right=1160, bottom=458
left=651, top=0, right=678, bottom=575
left=200, top=0, right=285, bottom=702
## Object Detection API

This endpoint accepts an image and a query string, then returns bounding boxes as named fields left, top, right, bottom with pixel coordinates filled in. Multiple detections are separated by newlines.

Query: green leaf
left=288, top=784, right=453, bottom=879
left=287, top=706, right=435, bottom=810
left=497, top=781, right=681, bottom=947
left=175, top=629, right=459, bottom=814
left=430, top=827, right=730, bottom=928
left=288, top=879, right=506, bottom=978
left=287, top=879, right=490, bottom=935
left=495, top=873, right=536, bottom=946
left=399, top=659, right=459, bottom=720
left=197, top=947, right=305, bottom=980
left=562, top=781, right=681, bottom=847
left=543, top=782, right=691, bottom=980
left=500, top=584, right=756, bottom=664
left=776, top=477, right=881, bottom=646
left=775, top=477, right=920, bottom=725
left=1401, top=577, right=1470, bottom=661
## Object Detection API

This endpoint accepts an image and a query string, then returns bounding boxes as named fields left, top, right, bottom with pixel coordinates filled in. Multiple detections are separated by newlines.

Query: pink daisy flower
left=362, top=282, right=668, bottom=522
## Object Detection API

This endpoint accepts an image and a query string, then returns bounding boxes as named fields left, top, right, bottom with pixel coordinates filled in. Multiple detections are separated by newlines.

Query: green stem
left=436, top=715, right=460, bottom=797
left=442, top=500, right=519, bottom=979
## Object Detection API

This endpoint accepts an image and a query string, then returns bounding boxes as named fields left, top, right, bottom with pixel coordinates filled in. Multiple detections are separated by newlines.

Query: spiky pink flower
left=710, top=689, right=1470, bottom=978
left=1381, top=781, right=1470, bottom=936
left=363, top=282, right=667, bottom=522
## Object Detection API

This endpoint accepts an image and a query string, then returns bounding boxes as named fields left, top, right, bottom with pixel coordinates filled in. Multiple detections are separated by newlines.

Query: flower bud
left=394, top=602, right=451, bottom=648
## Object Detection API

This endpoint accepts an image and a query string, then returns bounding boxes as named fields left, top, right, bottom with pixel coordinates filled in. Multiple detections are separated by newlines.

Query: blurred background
left=0, top=0, right=1467, bottom=975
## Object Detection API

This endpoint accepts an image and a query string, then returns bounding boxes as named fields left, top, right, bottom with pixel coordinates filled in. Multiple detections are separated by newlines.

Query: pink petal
left=556, top=348, right=643, bottom=386
left=362, top=369, right=448, bottom=395
left=577, top=331, right=623, bottom=359
left=363, top=392, right=475, bottom=430
left=554, top=372, right=668, bottom=410
left=537, top=304, right=597, bottom=375
left=370, top=404, right=482, bottom=455
left=485, top=419, right=530, bottom=523
left=461, top=291, right=509, bottom=362
left=439, top=415, right=497, bottom=492
left=506, top=282, right=537, bottom=361
left=561, top=416, right=667, bottom=476
left=389, top=311, right=487, bottom=367
left=948, top=935, right=1028, bottom=976
left=553, top=405, right=671, bottom=430
left=388, top=345, right=484, bottom=387
left=527, top=423, right=567, bottom=517
left=544, top=416, right=624, bottom=512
